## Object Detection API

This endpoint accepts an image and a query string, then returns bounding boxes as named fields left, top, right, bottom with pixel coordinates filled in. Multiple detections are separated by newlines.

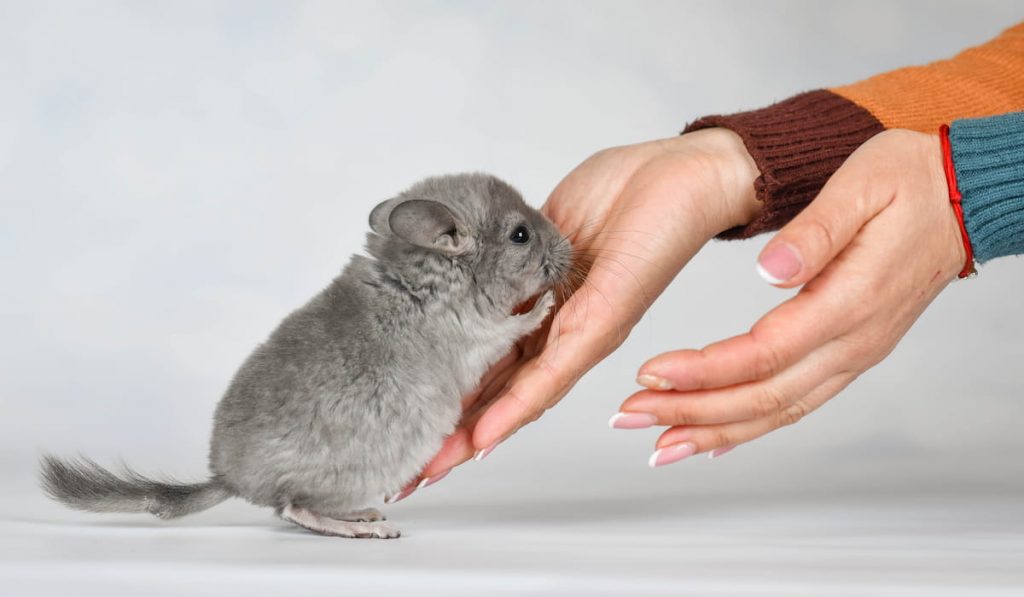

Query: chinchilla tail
left=39, top=454, right=232, bottom=520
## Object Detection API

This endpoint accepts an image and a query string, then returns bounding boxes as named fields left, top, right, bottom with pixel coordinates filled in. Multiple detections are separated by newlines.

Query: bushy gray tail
left=39, top=455, right=232, bottom=520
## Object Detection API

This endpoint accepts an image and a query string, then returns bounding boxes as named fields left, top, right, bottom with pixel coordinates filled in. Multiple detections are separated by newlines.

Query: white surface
left=4, top=488, right=1024, bottom=596
left=3, top=1, right=1023, bottom=595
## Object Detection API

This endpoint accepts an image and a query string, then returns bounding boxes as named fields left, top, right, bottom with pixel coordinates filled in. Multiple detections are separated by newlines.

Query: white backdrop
left=1, top=2, right=1022, bottom=595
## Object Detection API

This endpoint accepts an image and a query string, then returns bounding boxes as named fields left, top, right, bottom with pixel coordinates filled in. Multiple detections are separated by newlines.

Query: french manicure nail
left=708, top=446, right=735, bottom=460
left=637, top=373, right=673, bottom=390
left=608, top=412, right=658, bottom=429
left=416, top=469, right=451, bottom=490
left=648, top=442, right=697, bottom=468
left=384, top=486, right=416, bottom=504
left=757, top=243, right=802, bottom=284
left=473, top=444, right=496, bottom=462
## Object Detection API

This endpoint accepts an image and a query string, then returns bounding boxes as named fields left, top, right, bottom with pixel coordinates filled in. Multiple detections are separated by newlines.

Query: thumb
left=756, top=150, right=893, bottom=288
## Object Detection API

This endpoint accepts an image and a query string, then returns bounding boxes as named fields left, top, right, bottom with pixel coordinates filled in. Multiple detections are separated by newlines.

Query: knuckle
left=751, top=340, right=785, bottom=381
left=877, top=128, right=915, bottom=145
left=843, top=275, right=876, bottom=314
left=849, top=186, right=876, bottom=221
left=752, top=385, right=787, bottom=419
left=534, top=355, right=560, bottom=383
left=669, top=401, right=693, bottom=426
left=680, top=348, right=709, bottom=389
left=836, top=332, right=893, bottom=369
left=589, top=146, right=622, bottom=163
left=575, top=148, right=617, bottom=174
left=503, top=388, right=535, bottom=416
left=800, top=215, right=837, bottom=261
left=710, top=428, right=732, bottom=450
left=778, top=401, right=809, bottom=427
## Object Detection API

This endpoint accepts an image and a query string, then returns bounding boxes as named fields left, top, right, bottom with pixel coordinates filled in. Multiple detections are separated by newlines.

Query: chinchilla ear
left=369, top=199, right=392, bottom=234
left=387, top=199, right=470, bottom=255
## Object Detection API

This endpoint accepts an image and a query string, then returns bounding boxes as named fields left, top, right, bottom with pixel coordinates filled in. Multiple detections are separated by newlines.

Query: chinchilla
left=40, top=173, right=572, bottom=539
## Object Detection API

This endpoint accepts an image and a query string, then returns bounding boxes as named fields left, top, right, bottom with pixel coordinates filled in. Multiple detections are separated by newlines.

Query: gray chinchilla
left=40, top=173, right=572, bottom=539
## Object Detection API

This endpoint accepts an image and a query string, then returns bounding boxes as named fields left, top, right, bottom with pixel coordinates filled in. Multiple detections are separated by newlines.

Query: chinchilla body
left=42, top=173, right=571, bottom=528
left=210, top=245, right=515, bottom=514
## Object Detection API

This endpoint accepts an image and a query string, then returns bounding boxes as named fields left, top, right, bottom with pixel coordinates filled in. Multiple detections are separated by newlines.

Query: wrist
left=936, top=126, right=973, bottom=278
left=674, top=128, right=761, bottom=236
left=707, top=128, right=762, bottom=229
left=910, top=130, right=968, bottom=281
left=685, top=91, right=885, bottom=239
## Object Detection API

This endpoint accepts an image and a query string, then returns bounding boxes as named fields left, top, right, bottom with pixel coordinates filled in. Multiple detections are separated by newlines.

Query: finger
left=622, top=338, right=843, bottom=426
left=471, top=261, right=637, bottom=448
left=470, top=331, right=587, bottom=450
left=391, top=430, right=472, bottom=501
left=419, top=428, right=475, bottom=479
left=412, top=355, right=527, bottom=483
left=649, top=372, right=856, bottom=466
left=470, top=281, right=626, bottom=450
left=756, top=147, right=895, bottom=288
left=638, top=278, right=864, bottom=392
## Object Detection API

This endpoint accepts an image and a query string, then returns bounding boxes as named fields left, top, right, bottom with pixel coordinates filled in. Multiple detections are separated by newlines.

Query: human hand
left=618, top=129, right=967, bottom=466
left=387, top=128, right=762, bottom=500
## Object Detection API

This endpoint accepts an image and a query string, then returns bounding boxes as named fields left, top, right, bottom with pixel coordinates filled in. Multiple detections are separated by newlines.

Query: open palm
left=387, top=129, right=760, bottom=500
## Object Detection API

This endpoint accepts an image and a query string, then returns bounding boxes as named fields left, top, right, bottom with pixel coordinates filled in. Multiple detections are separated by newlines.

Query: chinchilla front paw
left=514, top=290, right=555, bottom=330
left=530, top=290, right=555, bottom=318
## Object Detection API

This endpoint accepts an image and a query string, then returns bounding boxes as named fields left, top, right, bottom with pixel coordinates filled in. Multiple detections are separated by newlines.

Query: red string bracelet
left=939, top=124, right=976, bottom=278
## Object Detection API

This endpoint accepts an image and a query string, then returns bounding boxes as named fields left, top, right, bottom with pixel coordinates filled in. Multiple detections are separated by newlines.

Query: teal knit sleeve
left=949, top=112, right=1024, bottom=264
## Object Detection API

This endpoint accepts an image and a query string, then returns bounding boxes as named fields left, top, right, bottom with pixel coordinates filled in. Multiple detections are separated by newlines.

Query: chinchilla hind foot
left=279, top=504, right=401, bottom=539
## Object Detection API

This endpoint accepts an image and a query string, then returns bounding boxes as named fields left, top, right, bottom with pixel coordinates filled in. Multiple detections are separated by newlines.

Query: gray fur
left=40, top=173, right=571, bottom=536
left=39, top=455, right=231, bottom=519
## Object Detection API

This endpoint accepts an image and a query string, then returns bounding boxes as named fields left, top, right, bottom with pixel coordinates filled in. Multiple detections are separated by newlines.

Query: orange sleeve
left=831, top=22, right=1024, bottom=131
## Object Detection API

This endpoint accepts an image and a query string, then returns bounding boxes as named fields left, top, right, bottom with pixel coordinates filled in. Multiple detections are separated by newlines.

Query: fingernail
left=384, top=486, right=416, bottom=504
left=708, top=446, right=735, bottom=459
left=608, top=412, right=657, bottom=429
left=473, top=444, right=496, bottom=462
left=757, top=243, right=802, bottom=284
left=648, top=442, right=697, bottom=468
left=636, top=373, right=673, bottom=390
left=416, top=469, right=450, bottom=490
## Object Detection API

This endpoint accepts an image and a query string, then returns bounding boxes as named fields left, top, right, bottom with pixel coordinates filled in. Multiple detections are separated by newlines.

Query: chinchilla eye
left=509, top=225, right=530, bottom=244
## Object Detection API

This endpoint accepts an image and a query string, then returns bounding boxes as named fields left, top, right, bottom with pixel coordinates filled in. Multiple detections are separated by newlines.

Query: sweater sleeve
left=687, top=22, right=1024, bottom=239
left=950, top=112, right=1024, bottom=263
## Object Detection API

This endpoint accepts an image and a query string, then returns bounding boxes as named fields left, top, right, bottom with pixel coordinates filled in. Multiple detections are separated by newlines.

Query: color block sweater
left=686, top=21, right=1024, bottom=264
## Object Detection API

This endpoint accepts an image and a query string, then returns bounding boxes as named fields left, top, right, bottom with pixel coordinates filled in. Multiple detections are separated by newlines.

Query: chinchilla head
left=368, top=173, right=571, bottom=313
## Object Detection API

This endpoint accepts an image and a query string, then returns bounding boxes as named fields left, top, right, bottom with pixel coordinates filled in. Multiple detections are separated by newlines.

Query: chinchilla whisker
left=573, top=251, right=666, bottom=310
left=572, top=247, right=659, bottom=268
left=560, top=202, right=654, bottom=242
left=568, top=228, right=661, bottom=248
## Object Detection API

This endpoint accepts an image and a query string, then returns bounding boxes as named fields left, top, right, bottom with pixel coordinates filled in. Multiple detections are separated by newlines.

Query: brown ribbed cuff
left=684, top=90, right=884, bottom=239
